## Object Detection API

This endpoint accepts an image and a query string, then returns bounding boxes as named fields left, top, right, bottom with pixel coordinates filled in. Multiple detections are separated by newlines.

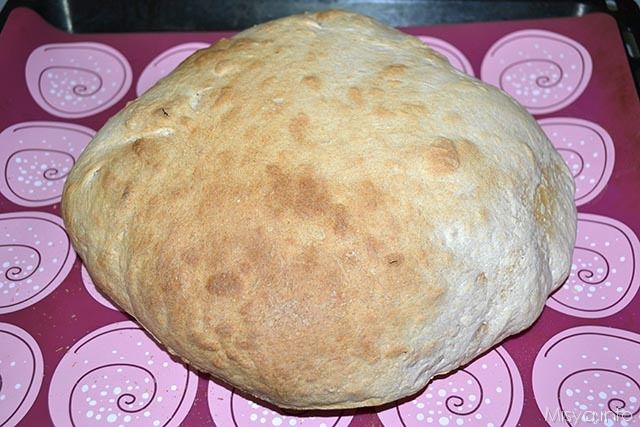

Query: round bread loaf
left=62, top=10, right=577, bottom=410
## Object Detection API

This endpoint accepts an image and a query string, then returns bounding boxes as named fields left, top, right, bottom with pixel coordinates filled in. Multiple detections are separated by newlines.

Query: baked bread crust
left=62, top=10, right=577, bottom=409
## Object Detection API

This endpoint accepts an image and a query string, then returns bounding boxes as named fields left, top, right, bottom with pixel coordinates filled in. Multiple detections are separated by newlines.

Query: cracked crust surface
left=62, top=10, right=576, bottom=409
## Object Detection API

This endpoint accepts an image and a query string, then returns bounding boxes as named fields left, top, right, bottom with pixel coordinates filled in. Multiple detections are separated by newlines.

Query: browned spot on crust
left=215, top=150, right=235, bottom=166
left=361, top=339, right=381, bottom=363
left=180, top=250, right=202, bottom=268
left=265, top=165, right=351, bottom=235
left=300, top=245, right=320, bottom=268
left=243, top=59, right=266, bottom=74
left=129, top=138, right=165, bottom=169
left=131, top=138, right=147, bottom=156
left=534, top=182, right=552, bottom=226
left=534, top=164, right=562, bottom=233
left=399, top=102, right=428, bottom=115
left=382, top=64, right=408, bottom=78
left=266, top=165, right=320, bottom=217
left=207, top=272, right=243, bottom=297
left=288, top=112, right=310, bottom=143
left=347, top=87, right=364, bottom=106
left=236, top=339, right=256, bottom=352
left=301, top=75, right=322, bottom=90
left=373, top=106, right=395, bottom=118
left=444, top=112, right=463, bottom=124
left=228, top=38, right=260, bottom=52
left=475, top=272, right=487, bottom=286
left=244, top=126, right=258, bottom=141
left=294, top=171, right=330, bottom=216
left=214, top=322, right=234, bottom=338
left=480, top=207, right=490, bottom=221
left=332, top=204, right=349, bottom=235
left=423, top=137, right=461, bottom=175
left=213, top=86, right=234, bottom=112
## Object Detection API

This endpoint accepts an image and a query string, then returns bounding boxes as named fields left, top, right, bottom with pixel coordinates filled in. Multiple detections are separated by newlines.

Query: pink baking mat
left=1, top=7, right=639, bottom=427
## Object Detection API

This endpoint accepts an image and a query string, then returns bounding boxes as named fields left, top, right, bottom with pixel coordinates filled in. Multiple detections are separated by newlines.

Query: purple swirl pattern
left=81, top=264, right=119, bottom=311
left=0, top=212, right=75, bottom=314
left=26, top=42, right=132, bottom=118
left=377, top=347, right=523, bottom=426
left=481, top=30, right=592, bottom=114
left=136, top=42, right=209, bottom=96
left=0, top=322, right=44, bottom=426
left=547, top=214, right=639, bottom=318
left=208, top=380, right=353, bottom=427
left=417, top=36, right=474, bottom=76
left=0, top=121, right=95, bottom=207
left=48, top=321, right=198, bottom=427
left=533, top=326, right=640, bottom=426
left=539, top=118, right=615, bottom=206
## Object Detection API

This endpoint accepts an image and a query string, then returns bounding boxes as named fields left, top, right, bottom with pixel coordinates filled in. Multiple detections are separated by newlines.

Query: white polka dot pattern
left=136, top=42, right=210, bottom=96
left=533, top=326, right=640, bottom=426
left=207, top=380, right=353, bottom=427
left=547, top=214, right=639, bottom=319
left=539, top=118, right=615, bottom=206
left=377, top=347, right=523, bottom=427
left=481, top=30, right=592, bottom=114
left=0, top=322, right=44, bottom=426
left=26, top=42, right=132, bottom=118
left=418, top=36, right=474, bottom=76
left=0, top=211, right=75, bottom=314
left=0, top=121, right=95, bottom=207
left=48, top=321, right=198, bottom=427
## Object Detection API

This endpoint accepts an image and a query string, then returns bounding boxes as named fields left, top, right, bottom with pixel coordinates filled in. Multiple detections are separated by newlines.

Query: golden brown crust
left=62, top=10, right=576, bottom=409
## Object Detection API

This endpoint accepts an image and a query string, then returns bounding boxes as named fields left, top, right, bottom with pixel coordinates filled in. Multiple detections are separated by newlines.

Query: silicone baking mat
left=1, top=6, right=639, bottom=427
